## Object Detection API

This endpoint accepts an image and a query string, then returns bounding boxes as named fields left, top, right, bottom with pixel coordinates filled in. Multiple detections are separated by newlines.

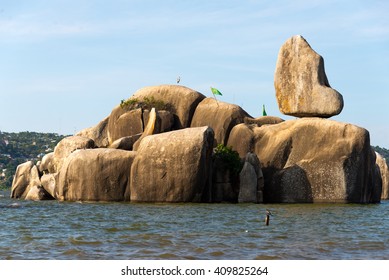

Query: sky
left=0, top=0, right=388, bottom=147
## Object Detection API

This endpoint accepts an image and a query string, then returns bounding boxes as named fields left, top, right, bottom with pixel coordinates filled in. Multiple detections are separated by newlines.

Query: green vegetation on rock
left=213, top=143, right=243, bottom=174
left=120, top=96, right=173, bottom=111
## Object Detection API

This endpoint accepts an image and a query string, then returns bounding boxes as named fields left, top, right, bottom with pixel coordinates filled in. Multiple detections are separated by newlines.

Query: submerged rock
left=57, top=149, right=136, bottom=201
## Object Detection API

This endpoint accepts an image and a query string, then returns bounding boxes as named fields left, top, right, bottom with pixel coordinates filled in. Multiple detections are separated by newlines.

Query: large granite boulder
left=11, top=161, right=52, bottom=200
left=76, top=116, right=109, bottom=148
left=41, top=173, right=58, bottom=199
left=376, top=152, right=389, bottom=200
left=274, top=35, right=344, bottom=118
left=11, top=161, right=38, bottom=199
left=129, top=126, right=214, bottom=202
left=228, top=118, right=379, bottom=203
left=131, top=85, right=205, bottom=129
left=57, top=149, right=136, bottom=201
left=107, top=107, right=143, bottom=144
left=191, top=98, right=251, bottom=145
left=38, top=152, right=55, bottom=174
left=227, top=123, right=256, bottom=159
left=52, top=136, right=96, bottom=173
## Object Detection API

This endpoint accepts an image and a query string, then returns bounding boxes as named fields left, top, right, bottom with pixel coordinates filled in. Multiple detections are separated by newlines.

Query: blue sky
left=0, top=0, right=388, bottom=147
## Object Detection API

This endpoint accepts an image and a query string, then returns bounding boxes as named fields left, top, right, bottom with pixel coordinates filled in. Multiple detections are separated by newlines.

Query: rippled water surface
left=1, top=190, right=389, bottom=260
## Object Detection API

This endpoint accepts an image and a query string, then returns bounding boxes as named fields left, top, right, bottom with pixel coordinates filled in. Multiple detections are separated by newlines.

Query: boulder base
left=57, top=149, right=136, bottom=201
left=228, top=118, right=379, bottom=203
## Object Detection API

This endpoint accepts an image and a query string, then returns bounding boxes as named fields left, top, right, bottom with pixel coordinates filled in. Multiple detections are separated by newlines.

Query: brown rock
left=191, top=98, right=251, bottom=145
left=376, top=152, right=389, bottom=200
left=229, top=118, right=379, bottom=203
left=107, top=107, right=143, bottom=144
left=41, top=173, right=58, bottom=199
left=132, top=85, right=205, bottom=129
left=244, top=116, right=284, bottom=126
left=109, top=134, right=141, bottom=151
left=129, top=126, right=214, bottom=202
left=57, top=149, right=136, bottom=201
left=76, top=116, right=109, bottom=148
left=274, top=35, right=344, bottom=118
left=11, top=161, right=37, bottom=199
left=52, top=136, right=95, bottom=173
left=38, top=152, right=55, bottom=174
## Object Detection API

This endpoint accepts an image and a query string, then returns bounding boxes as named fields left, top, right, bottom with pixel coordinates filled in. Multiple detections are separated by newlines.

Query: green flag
left=262, top=104, right=267, bottom=116
left=210, top=87, right=222, bottom=96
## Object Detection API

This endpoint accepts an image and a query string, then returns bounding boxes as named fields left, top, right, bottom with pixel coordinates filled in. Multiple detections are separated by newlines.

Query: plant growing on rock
left=213, top=143, right=243, bottom=174
left=120, top=96, right=173, bottom=111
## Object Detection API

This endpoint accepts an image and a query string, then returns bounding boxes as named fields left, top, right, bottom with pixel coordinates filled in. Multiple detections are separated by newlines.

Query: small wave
left=69, top=236, right=103, bottom=246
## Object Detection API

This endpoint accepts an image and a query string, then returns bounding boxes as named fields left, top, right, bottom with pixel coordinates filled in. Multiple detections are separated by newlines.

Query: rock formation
left=10, top=35, right=385, bottom=204
left=376, top=152, right=389, bottom=200
left=274, top=35, right=344, bottom=118
left=238, top=152, right=264, bottom=203
left=57, top=149, right=136, bottom=201
left=11, top=161, right=52, bottom=200
left=130, top=126, right=214, bottom=202
left=228, top=118, right=379, bottom=203
left=131, top=84, right=205, bottom=129
left=191, top=98, right=251, bottom=145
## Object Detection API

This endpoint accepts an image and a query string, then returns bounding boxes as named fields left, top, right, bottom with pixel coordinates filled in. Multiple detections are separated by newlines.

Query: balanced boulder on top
left=274, top=35, right=344, bottom=118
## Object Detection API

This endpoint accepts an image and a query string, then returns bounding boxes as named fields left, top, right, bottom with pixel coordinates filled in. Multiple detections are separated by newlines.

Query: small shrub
left=213, top=144, right=243, bottom=174
left=120, top=96, right=173, bottom=111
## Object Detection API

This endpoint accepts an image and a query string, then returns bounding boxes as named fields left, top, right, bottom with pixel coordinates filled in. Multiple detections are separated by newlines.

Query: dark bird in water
left=265, top=209, right=272, bottom=226
left=177, top=76, right=181, bottom=84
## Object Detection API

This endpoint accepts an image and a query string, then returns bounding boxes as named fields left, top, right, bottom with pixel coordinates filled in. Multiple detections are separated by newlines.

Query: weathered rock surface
left=132, top=85, right=205, bottom=129
left=25, top=185, right=52, bottom=201
left=109, top=134, right=141, bottom=151
left=57, top=149, right=136, bottom=201
left=228, top=118, right=379, bottom=203
left=38, top=152, right=55, bottom=174
left=376, top=152, right=389, bottom=200
left=274, top=35, right=344, bottom=118
left=227, top=123, right=256, bottom=158
left=133, top=108, right=157, bottom=151
left=191, top=98, right=251, bottom=145
left=238, top=152, right=264, bottom=203
left=244, top=116, right=284, bottom=127
left=76, top=116, right=109, bottom=148
left=11, top=161, right=37, bottom=199
left=143, top=109, right=174, bottom=134
left=107, top=107, right=144, bottom=144
left=129, top=126, right=214, bottom=202
left=53, top=136, right=96, bottom=173
left=41, top=173, right=58, bottom=199
left=10, top=161, right=52, bottom=200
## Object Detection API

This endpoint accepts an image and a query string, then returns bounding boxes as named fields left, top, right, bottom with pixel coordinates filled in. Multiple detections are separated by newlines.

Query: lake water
left=1, top=190, right=389, bottom=260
